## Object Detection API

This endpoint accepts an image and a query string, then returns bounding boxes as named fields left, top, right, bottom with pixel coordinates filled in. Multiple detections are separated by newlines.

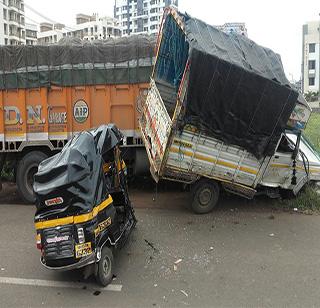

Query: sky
left=25, top=0, right=320, bottom=81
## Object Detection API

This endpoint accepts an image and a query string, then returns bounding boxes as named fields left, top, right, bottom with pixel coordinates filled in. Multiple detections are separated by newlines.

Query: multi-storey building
left=25, top=23, right=37, bottom=45
left=114, top=0, right=178, bottom=36
left=216, top=22, right=248, bottom=37
left=37, top=14, right=121, bottom=45
left=37, top=23, right=65, bottom=45
left=302, top=21, right=320, bottom=94
left=0, top=0, right=26, bottom=45
left=64, top=14, right=121, bottom=40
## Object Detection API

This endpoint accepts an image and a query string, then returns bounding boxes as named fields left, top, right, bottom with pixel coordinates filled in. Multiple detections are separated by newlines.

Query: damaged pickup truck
left=140, top=8, right=320, bottom=214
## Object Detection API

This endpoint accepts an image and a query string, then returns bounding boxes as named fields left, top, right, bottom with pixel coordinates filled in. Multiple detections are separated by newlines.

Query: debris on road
left=180, top=290, right=189, bottom=297
left=174, top=259, right=182, bottom=265
left=144, top=239, right=159, bottom=253
left=269, top=233, right=275, bottom=237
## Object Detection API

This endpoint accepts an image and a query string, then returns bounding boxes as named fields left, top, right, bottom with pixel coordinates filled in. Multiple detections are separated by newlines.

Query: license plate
left=75, top=242, right=92, bottom=259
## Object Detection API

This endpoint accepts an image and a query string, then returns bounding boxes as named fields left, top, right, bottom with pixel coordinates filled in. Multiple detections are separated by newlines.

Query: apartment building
left=216, top=22, right=248, bottom=37
left=0, top=0, right=26, bottom=45
left=37, top=23, right=65, bottom=45
left=114, top=0, right=178, bottom=36
left=37, top=14, right=121, bottom=45
left=64, top=14, right=121, bottom=40
left=302, top=21, right=320, bottom=93
left=25, top=23, right=37, bottom=45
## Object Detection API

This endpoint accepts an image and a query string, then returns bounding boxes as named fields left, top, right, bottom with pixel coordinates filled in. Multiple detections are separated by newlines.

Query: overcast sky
left=25, top=0, right=320, bottom=81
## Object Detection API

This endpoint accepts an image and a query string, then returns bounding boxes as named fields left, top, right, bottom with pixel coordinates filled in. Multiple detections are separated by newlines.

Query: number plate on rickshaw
left=75, top=242, right=92, bottom=258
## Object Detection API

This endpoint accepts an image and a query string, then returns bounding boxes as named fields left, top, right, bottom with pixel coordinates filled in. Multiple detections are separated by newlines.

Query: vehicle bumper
left=40, top=252, right=96, bottom=272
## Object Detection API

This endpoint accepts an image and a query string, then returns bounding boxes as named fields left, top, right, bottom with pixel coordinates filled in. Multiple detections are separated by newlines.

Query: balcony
left=9, top=30, right=24, bottom=40
left=8, top=0, right=24, bottom=12
left=8, top=18, right=24, bottom=27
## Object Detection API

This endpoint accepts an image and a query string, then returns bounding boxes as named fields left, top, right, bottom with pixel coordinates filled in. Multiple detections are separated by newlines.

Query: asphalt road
left=1, top=183, right=320, bottom=307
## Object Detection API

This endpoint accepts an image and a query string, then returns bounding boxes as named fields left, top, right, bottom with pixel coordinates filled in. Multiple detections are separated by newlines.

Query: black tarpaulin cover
left=33, top=124, right=123, bottom=212
left=159, top=12, right=299, bottom=159
left=0, top=35, right=155, bottom=90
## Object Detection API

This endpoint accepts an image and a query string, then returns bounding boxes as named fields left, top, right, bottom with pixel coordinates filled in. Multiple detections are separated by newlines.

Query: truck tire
left=16, top=151, right=48, bottom=204
left=191, top=179, right=220, bottom=214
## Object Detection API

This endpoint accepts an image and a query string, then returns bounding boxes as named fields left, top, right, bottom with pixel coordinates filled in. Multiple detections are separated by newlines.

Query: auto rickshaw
left=33, top=124, right=136, bottom=286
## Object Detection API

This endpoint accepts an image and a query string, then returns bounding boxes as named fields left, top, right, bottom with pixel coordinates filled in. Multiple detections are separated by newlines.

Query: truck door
left=260, top=135, right=295, bottom=188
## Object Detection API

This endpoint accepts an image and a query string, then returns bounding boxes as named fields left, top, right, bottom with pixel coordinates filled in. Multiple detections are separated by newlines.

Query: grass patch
left=275, top=185, right=320, bottom=212
left=304, top=113, right=320, bottom=153
left=0, top=161, right=14, bottom=182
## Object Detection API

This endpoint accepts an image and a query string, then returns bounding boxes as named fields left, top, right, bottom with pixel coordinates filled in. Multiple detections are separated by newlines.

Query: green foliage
left=276, top=185, right=320, bottom=212
left=304, top=91, right=319, bottom=103
left=304, top=113, right=320, bottom=153
left=0, top=161, right=14, bottom=182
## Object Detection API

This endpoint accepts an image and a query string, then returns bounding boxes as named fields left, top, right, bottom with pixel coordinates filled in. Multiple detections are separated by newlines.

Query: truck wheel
left=95, top=246, right=114, bottom=287
left=191, top=179, right=220, bottom=214
left=16, top=151, right=48, bottom=204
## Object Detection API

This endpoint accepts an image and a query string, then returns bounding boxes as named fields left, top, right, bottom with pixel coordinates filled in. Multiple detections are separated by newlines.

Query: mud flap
left=293, top=175, right=309, bottom=195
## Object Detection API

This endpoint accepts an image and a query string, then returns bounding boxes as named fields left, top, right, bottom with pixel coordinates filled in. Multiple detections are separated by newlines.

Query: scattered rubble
left=180, top=290, right=189, bottom=297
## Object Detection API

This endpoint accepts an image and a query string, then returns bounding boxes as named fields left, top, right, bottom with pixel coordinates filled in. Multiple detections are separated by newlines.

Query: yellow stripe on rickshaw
left=34, top=196, right=113, bottom=230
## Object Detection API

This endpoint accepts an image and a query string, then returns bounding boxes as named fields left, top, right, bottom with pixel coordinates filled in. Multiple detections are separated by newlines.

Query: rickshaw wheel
left=95, top=246, right=114, bottom=287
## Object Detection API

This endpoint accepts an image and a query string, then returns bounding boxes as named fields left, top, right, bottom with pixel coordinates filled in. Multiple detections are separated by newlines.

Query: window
left=309, top=43, right=316, bottom=53
left=309, top=77, right=315, bottom=86
left=308, top=60, right=316, bottom=70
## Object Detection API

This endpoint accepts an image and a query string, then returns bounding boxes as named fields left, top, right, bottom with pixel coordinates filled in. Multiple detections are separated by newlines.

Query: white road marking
left=0, top=277, right=122, bottom=292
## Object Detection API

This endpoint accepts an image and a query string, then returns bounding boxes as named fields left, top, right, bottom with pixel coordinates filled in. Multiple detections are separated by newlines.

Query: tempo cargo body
left=0, top=35, right=155, bottom=203
left=140, top=8, right=320, bottom=214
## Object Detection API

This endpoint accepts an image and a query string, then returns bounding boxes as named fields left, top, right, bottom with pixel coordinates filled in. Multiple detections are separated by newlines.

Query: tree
left=304, top=91, right=319, bottom=102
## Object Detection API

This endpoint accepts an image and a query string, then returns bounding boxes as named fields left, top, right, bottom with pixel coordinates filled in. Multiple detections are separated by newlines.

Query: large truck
left=0, top=35, right=155, bottom=203
left=140, top=8, right=320, bottom=214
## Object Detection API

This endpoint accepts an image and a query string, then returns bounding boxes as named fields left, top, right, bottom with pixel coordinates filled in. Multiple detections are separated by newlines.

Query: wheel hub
left=199, top=188, right=212, bottom=206
left=102, top=257, right=111, bottom=276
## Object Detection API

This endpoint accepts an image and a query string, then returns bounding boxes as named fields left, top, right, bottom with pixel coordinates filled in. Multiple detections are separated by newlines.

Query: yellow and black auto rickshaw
left=33, top=124, right=136, bottom=286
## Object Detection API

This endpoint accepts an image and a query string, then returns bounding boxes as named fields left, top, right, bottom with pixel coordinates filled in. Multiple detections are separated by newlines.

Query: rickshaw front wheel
left=95, top=246, right=114, bottom=287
